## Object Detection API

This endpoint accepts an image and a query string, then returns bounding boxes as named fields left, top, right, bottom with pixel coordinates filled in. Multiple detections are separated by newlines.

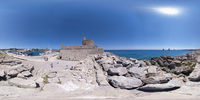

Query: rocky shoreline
left=0, top=50, right=200, bottom=99
left=94, top=51, right=200, bottom=92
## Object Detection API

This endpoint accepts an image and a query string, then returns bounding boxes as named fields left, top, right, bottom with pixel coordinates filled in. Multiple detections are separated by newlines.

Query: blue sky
left=0, top=0, right=200, bottom=49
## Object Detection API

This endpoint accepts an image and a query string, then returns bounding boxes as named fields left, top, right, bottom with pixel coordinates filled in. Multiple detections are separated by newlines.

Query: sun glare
left=155, top=7, right=180, bottom=15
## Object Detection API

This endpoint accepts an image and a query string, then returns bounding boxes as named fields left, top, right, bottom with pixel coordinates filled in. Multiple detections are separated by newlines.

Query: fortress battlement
left=60, top=37, right=104, bottom=61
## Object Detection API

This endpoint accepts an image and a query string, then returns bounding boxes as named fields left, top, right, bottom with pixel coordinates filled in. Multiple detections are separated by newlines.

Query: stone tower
left=82, top=38, right=94, bottom=46
left=60, top=37, right=104, bottom=61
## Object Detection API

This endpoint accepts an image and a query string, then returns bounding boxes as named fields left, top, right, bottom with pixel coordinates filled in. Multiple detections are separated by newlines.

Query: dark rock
left=167, top=59, right=173, bottom=64
left=157, top=59, right=164, bottom=67
left=173, top=60, right=181, bottom=67
left=172, top=66, right=193, bottom=76
left=163, top=61, right=169, bottom=67
left=151, top=60, right=159, bottom=66
left=97, top=60, right=104, bottom=65
left=116, top=60, right=123, bottom=64
left=168, top=62, right=176, bottom=69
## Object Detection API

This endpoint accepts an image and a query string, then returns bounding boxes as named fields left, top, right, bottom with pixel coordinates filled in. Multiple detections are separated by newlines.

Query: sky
left=0, top=0, right=200, bottom=50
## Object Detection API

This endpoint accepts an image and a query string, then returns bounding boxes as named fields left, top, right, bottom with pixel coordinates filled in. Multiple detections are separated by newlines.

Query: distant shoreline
left=105, top=50, right=193, bottom=60
left=104, top=49, right=197, bottom=51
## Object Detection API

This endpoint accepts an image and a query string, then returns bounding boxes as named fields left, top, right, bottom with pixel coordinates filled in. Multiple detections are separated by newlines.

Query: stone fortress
left=60, top=37, right=104, bottom=61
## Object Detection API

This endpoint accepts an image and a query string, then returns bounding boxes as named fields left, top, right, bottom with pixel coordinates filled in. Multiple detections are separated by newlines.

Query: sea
left=104, top=50, right=193, bottom=61
left=29, top=50, right=192, bottom=61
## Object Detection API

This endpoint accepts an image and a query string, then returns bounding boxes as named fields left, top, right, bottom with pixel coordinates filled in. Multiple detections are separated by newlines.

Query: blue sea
left=31, top=51, right=45, bottom=56
left=104, top=50, right=193, bottom=60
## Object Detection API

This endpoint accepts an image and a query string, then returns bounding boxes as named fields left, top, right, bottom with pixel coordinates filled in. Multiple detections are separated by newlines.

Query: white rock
left=21, top=71, right=32, bottom=77
left=8, top=78, right=37, bottom=88
left=0, top=70, right=5, bottom=77
left=7, top=70, right=19, bottom=77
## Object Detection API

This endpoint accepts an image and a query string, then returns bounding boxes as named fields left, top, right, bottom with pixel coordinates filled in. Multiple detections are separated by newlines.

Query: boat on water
left=19, top=49, right=33, bottom=56
left=39, top=49, right=53, bottom=56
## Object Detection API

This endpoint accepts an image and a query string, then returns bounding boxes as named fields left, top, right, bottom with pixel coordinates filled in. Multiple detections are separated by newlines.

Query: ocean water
left=30, top=51, right=45, bottom=56
left=104, top=50, right=193, bottom=60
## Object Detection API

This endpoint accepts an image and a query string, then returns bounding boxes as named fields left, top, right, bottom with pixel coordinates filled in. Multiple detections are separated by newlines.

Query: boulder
left=173, top=60, right=181, bottom=67
left=138, top=79, right=182, bottom=92
left=17, top=73, right=25, bottom=78
left=116, top=60, right=123, bottom=64
left=102, top=64, right=114, bottom=72
left=113, top=64, right=123, bottom=68
left=129, top=58, right=138, bottom=63
left=122, top=60, right=133, bottom=67
left=7, top=69, right=19, bottom=77
left=24, top=64, right=34, bottom=72
left=128, top=67, right=147, bottom=79
left=147, top=66, right=158, bottom=75
left=142, top=72, right=172, bottom=84
left=172, top=66, right=193, bottom=75
left=168, top=62, right=176, bottom=69
left=157, top=59, right=164, bottom=67
left=15, top=65, right=27, bottom=73
left=8, top=78, right=37, bottom=88
left=107, top=67, right=128, bottom=76
left=163, top=61, right=169, bottom=67
left=108, top=76, right=142, bottom=89
left=144, top=60, right=151, bottom=66
left=0, top=70, right=5, bottom=77
left=15, top=60, right=22, bottom=64
left=138, top=61, right=147, bottom=67
left=151, top=60, right=159, bottom=66
left=102, top=57, right=114, bottom=64
left=21, top=71, right=32, bottom=77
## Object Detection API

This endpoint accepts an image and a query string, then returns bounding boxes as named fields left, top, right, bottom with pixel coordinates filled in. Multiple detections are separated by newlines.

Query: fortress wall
left=62, top=45, right=97, bottom=50
left=60, top=48, right=104, bottom=61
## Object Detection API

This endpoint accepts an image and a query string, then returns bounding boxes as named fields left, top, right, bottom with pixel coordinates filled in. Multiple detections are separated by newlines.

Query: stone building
left=60, top=37, right=104, bottom=61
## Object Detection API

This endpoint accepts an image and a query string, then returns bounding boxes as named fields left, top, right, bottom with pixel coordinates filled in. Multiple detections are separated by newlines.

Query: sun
left=154, top=7, right=180, bottom=15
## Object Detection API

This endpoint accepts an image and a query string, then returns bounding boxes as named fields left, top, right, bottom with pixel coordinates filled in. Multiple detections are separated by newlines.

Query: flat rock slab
left=107, top=67, right=127, bottom=76
left=138, top=79, right=182, bottom=92
left=188, top=64, right=200, bottom=81
left=8, top=78, right=37, bottom=88
left=96, top=69, right=109, bottom=86
left=108, top=76, right=142, bottom=89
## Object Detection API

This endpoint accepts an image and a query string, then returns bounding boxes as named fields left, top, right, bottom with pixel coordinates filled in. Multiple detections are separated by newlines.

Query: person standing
left=51, top=63, right=53, bottom=68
